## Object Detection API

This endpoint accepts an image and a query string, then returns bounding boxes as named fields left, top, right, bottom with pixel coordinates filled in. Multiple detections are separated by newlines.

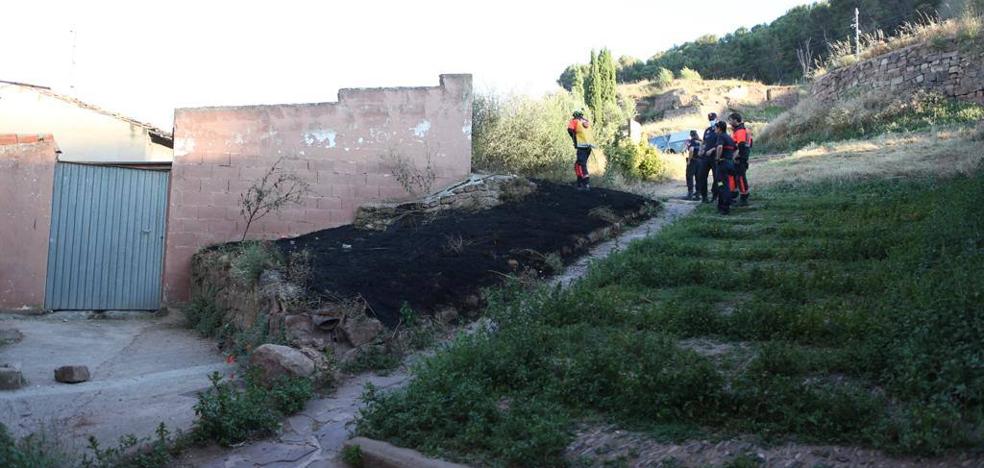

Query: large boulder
left=54, top=365, right=90, bottom=384
left=0, top=364, right=25, bottom=390
left=250, top=344, right=315, bottom=383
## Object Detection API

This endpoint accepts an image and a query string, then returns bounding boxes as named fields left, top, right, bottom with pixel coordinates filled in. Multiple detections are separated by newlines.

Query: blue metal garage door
left=44, top=163, right=170, bottom=310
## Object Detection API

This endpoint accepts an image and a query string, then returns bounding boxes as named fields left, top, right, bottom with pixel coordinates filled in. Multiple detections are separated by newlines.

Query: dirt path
left=174, top=197, right=697, bottom=468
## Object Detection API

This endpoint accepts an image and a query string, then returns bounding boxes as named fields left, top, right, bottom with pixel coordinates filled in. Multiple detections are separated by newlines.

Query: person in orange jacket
left=728, top=112, right=752, bottom=206
left=567, top=110, right=594, bottom=191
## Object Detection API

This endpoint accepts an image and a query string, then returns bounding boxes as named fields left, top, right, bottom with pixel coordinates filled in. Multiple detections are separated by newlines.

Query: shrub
left=677, top=67, right=702, bottom=81
left=230, top=241, right=282, bottom=287
left=472, top=92, right=583, bottom=180
left=605, top=140, right=670, bottom=182
left=193, top=371, right=313, bottom=446
left=183, top=287, right=224, bottom=337
left=651, top=67, right=674, bottom=89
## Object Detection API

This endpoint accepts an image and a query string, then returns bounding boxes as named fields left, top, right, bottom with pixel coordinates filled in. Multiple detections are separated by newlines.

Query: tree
left=571, top=66, right=586, bottom=103
left=239, top=157, right=311, bottom=241
left=585, top=50, right=602, bottom=117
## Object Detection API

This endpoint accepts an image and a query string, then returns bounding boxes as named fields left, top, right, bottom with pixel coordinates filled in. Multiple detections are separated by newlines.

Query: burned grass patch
left=276, top=181, right=654, bottom=327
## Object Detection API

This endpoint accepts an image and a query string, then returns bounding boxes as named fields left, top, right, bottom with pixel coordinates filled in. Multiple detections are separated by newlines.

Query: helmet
left=573, top=110, right=585, bottom=118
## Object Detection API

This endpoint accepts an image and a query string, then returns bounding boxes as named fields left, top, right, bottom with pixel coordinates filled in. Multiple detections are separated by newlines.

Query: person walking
left=567, top=110, right=594, bottom=191
left=712, top=121, right=737, bottom=215
left=695, top=113, right=719, bottom=203
left=683, top=130, right=701, bottom=200
left=728, top=112, right=752, bottom=206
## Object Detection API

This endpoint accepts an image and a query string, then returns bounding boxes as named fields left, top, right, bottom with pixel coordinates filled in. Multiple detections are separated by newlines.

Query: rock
left=311, top=307, right=345, bottom=331
left=341, top=314, right=384, bottom=347
left=54, top=365, right=90, bottom=384
left=249, top=344, right=315, bottom=384
left=284, top=314, right=314, bottom=339
left=0, top=364, right=25, bottom=390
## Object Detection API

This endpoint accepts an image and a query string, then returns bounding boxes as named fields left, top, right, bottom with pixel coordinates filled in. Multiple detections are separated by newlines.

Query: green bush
left=184, top=287, right=224, bottom=338
left=193, top=370, right=313, bottom=446
left=472, top=92, right=585, bottom=180
left=677, top=67, right=702, bottom=80
left=653, top=67, right=674, bottom=88
left=605, top=140, right=669, bottom=182
left=230, top=241, right=282, bottom=287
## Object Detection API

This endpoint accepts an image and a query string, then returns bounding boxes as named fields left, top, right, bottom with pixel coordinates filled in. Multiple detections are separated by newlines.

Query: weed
left=286, top=249, right=313, bottom=287
left=384, top=147, right=437, bottom=196
left=81, top=423, right=173, bottom=468
left=443, top=234, right=468, bottom=256
left=0, top=423, right=71, bottom=468
left=229, top=241, right=282, bottom=287
left=341, top=346, right=401, bottom=375
left=341, top=444, right=364, bottom=467
left=192, top=370, right=313, bottom=446
left=544, top=253, right=564, bottom=274
left=183, top=287, right=224, bottom=337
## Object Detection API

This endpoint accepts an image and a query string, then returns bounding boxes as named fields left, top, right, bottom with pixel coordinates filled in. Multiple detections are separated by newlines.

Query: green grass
left=355, top=170, right=984, bottom=466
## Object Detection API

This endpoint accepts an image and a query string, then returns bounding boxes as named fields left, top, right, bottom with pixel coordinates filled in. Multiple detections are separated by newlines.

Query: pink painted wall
left=0, top=136, right=57, bottom=309
left=164, top=74, right=473, bottom=302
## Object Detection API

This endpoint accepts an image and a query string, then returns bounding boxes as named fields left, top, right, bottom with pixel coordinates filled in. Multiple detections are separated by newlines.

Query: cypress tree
left=571, top=66, right=586, bottom=103
left=585, top=50, right=602, bottom=118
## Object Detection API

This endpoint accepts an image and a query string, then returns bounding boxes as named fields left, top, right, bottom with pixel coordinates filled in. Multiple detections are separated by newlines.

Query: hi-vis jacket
left=567, top=118, right=594, bottom=148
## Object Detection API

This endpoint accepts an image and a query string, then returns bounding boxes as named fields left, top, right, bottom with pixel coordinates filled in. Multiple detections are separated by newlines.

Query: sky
left=1, top=0, right=809, bottom=129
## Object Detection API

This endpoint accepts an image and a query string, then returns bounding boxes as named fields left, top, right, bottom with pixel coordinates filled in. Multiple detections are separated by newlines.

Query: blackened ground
left=276, top=181, right=653, bottom=327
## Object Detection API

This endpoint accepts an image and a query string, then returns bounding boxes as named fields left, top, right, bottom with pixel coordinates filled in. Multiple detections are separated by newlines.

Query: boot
left=739, top=195, right=749, bottom=206
left=583, top=177, right=591, bottom=191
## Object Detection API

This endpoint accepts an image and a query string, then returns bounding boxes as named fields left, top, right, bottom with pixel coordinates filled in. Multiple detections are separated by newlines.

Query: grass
left=758, top=89, right=984, bottom=153
left=355, top=169, right=984, bottom=466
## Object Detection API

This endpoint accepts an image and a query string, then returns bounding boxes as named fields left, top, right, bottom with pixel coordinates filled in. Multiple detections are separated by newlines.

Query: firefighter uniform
left=696, top=122, right=718, bottom=202
left=714, top=127, right=737, bottom=215
left=731, top=122, right=752, bottom=205
left=567, top=114, right=594, bottom=190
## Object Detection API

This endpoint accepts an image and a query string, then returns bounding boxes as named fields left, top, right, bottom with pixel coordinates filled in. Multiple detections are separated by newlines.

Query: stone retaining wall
left=353, top=174, right=535, bottom=231
left=811, top=37, right=984, bottom=104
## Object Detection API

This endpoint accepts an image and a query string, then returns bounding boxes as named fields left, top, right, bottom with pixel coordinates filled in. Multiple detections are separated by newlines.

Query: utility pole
left=69, top=28, right=78, bottom=90
left=853, top=7, right=861, bottom=58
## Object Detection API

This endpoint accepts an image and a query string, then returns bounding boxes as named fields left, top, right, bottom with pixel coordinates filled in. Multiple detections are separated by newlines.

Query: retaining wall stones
left=811, top=37, right=984, bottom=104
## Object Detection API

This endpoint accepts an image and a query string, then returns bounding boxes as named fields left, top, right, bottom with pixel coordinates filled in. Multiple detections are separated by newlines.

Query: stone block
left=54, top=365, right=90, bottom=383
left=0, top=364, right=25, bottom=390
left=343, top=437, right=469, bottom=468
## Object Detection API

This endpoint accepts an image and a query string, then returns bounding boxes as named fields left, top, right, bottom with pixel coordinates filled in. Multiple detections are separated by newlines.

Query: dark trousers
left=695, top=157, right=712, bottom=200
left=710, top=160, right=720, bottom=201
left=575, top=147, right=591, bottom=187
left=735, top=158, right=750, bottom=201
left=716, top=159, right=735, bottom=213
left=685, top=158, right=697, bottom=195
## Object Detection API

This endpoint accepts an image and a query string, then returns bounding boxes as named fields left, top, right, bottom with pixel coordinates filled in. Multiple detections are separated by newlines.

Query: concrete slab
left=0, top=311, right=231, bottom=453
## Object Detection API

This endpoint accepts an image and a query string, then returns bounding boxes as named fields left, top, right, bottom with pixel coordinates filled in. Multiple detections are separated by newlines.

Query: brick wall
left=812, top=38, right=984, bottom=104
left=0, top=136, right=57, bottom=308
left=164, top=74, right=473, bottom=302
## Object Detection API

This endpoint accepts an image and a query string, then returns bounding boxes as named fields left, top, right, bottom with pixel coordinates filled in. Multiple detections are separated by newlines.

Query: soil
left=566, top=423, right=984, bottom=467
left=276, top=181, right=653, bottom=327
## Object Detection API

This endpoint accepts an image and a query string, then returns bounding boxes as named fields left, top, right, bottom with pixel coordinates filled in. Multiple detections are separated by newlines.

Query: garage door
left=44, top=163, right=170, bottom=310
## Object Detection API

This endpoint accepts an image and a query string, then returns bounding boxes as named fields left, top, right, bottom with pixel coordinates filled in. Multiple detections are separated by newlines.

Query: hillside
left=619, top=78, right=801, bottom=138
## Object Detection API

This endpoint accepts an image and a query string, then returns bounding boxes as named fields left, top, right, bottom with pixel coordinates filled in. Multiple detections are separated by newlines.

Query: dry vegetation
left=817, top=12, right=983, bottom=76
left=754, top=127, right=983, bottom=186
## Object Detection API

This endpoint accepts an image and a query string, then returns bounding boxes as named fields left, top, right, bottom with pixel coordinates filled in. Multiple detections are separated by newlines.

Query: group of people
left=683, top=112, right=752, bottom=215
left=565, top=109, right=752, bottom=214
